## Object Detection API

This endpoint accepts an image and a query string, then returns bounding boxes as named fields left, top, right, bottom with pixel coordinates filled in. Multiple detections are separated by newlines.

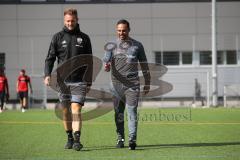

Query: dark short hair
left=116, top=19, right=130, bottom=30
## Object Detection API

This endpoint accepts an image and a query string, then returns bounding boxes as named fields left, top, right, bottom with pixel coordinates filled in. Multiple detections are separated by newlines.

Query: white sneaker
left=0, top=109, right=3, bottom=113
left=21, top=108, right=26, bottom=113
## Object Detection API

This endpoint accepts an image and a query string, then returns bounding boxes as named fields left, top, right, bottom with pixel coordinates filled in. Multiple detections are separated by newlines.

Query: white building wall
left=0, top=2, right=239, bottom=99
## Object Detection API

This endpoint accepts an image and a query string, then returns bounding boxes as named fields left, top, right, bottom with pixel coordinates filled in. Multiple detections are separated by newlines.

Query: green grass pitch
left=0, top=107, right=240, bottom=160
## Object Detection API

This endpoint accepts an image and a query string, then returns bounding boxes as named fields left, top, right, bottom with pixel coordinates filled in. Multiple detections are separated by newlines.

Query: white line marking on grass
left=0, top=121, right=61, bottom=125
left=0, top=121, right=240, bottom=125
left=140, top=122, right=240, bottom=125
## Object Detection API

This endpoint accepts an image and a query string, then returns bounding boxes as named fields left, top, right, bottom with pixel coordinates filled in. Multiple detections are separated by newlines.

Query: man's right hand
left=44, top=76, right=51, bottom=86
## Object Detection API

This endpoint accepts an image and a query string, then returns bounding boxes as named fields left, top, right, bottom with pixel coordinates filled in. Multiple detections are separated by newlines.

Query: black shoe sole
left=116, top=145, right=124, bottom=148
left=64, top=145, right=73, bottom=149
left=129, top=146, right=136, bottom=150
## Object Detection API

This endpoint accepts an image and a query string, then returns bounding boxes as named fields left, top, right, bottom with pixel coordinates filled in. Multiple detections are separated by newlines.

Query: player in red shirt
left=0, top=68, right=9, bottom=113
left=16, top=69, right=32, bottom=112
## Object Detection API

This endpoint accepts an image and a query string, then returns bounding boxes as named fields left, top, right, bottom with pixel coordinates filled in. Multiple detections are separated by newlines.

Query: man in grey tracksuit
left=103, top=19, right=151, bottom=150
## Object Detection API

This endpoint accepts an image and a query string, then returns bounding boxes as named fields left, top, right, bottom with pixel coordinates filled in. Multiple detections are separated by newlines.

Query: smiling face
left=116, top=23, right=130, bottom=41
left=64, top=14, right=78, bottom=31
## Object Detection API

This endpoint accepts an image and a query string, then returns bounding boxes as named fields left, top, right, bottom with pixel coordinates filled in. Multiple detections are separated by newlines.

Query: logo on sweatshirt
left=77, top=38, right=83, bottom=45
left=62, top=40, right=67, bottom=48
left=76, top=38, right=83, bottom=47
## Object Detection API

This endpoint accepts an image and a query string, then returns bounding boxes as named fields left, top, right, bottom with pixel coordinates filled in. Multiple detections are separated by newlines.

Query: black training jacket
left=44, top=24, right=93, bottom=86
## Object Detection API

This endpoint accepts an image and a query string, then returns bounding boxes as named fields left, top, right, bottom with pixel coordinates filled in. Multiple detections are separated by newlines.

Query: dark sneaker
left=129, top=141, right=136, bottom=150
left=64, top=139, right=73, bottom=149
left=72, top=142, right=83, bottom=151
left=116, top=139, right=124, bottom=148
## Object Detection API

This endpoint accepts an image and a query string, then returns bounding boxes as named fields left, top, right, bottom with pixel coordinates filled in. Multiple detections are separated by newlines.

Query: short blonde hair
left=64, top=8, right=78, bottom=17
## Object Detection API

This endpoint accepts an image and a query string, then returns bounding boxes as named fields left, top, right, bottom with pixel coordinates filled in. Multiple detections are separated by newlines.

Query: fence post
left=206, top=71, right=210, bottom=108
left=223, top=85, right=227, bottom=107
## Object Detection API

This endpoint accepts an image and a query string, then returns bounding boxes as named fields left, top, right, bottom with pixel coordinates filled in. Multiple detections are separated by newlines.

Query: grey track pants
left=111, top=82, right=140, bottom=141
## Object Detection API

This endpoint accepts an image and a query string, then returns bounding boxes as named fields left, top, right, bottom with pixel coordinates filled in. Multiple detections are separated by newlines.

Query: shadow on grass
left=137, top=142, right=240, bottom=150
left=84, top=142, right=240, bottom=151
left=84, top=146, right=118, bottom=151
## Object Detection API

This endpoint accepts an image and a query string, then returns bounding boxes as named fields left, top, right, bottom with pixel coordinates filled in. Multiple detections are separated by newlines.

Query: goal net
left=224, top=84, right=240, bottom=107
left=28, top=75, right=47, bottom=108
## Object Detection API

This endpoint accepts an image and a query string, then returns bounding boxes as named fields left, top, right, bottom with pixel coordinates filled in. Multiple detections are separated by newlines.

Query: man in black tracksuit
left=44, top=8, right=92, bottom=151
